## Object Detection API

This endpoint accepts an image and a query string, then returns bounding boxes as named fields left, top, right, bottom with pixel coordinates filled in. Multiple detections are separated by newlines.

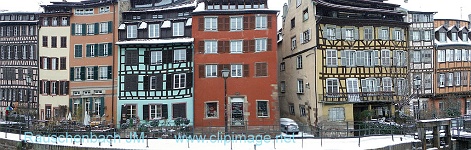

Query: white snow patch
left=139, top=22, right=147, bottom=29
left=118, top=24, right=126, bottom=30
left=186, top=18, right=192, bottom=26
left=161, top=20, right=171, bottom=28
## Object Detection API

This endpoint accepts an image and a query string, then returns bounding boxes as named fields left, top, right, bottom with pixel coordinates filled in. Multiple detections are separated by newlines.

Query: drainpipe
left=111, top=0, right=116, bottom=126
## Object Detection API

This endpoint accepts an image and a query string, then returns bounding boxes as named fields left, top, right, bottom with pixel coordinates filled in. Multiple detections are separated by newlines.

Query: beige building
left=38, top=7, right=72, bottom=120
left=278, top=0, right=318, bottom=127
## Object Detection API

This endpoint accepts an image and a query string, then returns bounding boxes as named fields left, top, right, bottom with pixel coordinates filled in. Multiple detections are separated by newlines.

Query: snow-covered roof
left=0, top=21, right=38, bottom=23
left=138, top=22, right=147, bottom=29
left=434, top=37, right=471, bottom=47
left=434, top=25, right=444, bottom=32
left=118, top=24, right=125, bottom=30
left=161, top=20, right=171, bottom=28
left=116, top=38, right=194, bottom=45
left=126, top=0, right=197, bottom=12
left=185, top=18, right=192, bottom=26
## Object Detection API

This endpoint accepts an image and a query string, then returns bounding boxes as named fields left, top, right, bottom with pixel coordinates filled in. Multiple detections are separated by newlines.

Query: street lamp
left=25, top=74, right=31, bottom=129
left=221, top=68, right=230, bottom=133
left=414, top=75, right=421, bottom=120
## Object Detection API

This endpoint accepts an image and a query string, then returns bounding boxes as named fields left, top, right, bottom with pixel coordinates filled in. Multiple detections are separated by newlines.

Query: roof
left=126, top=0, right=196, bottom=12
left=315, top=0, right=404, bottom=15
left=116, top=38, right=194, bottom=45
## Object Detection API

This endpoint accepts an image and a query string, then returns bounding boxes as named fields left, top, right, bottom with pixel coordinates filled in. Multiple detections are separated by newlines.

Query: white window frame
left=127, top=25, right=137, bottom=38
left=230, top=16, right=243, bottom=31
left=297, top=79, right=304, bottom=94
left=230, top=40, right=243, bottom=53
left=99, top=22, right=108, bottom=33
left=326, top=78, right=339, bottom=95
left=455, top=49, right=462, bottom=61
left=452, top=32, right=458, bottom=41
left=381, top=28, right=389, bottom=40
left=173, top=73, right=186, bottom=89
left=362, top=78, right=378, bottom=92
left=255, top=38, right=267, bottom=52
left=447, top=72, right=453, bottom=87
left=98, top=66, right=107, bottom=80
left=345, top=28, right=354, bottom=41
left=87, top=24, right=94, bottom=35
left=173, top=49, right=186, bottom=62
left=204, top=17, right=218, bottom=31
left=255, top=15, right=267, bottom=29
left=424, top=30, right=431, bottom=41
left=74, top=67, right=81, bottom=81
left=396, top=78, right=406, bottom=95
left=51, top=81, right=57, bottom=95
left=43, top=57, right=48, bottom=69
left=205, top=102, right=218, bottom=118
left=86, top=66, right=94, bottom=80
left=94, top=100, right=101, bottom=115
left=341, top=50, right=356, bottom=67
left=329, top=107, right=345, bottom=121
left=446, top=49, right=454, bottom=62
left=463, top=33, right=468, bottom=42
left=326, top=49, right=338, bottom=67
left=455, top=72, right=461, bottom=86
left=439, top=73, right=445, bottom=87
left=230, top=64, right=242, bottom=77
left=327, top=27, right=336, bottom=40
left=204, top=40, right=217, bottom=54
left=52, top=17, right=57, bottom=26
left=394, top=30, right=401, bottom=41
left=296, top=55, right=302, bottom=69
left=439, top=32, right=446, bottom=42
left=205, top=65, right=217, bottom=77
left=256, top=100, right=269, bottom=117
left=75, top=24, right=82, bottom=35
left=412, top=31, right=420, bottom=41
left=51, top=58, right=57, bottom=70
left=148, top=24, right=160, bottom=38
left=172, top=22, right=184, bottom=36
left=61, top=17, right=68, bottom=26
left=412, top=50, right=421, bottom=63
left=151, top=51, right=162, bottom=65
left=463, top=49, right=468, bottom=61
left=382, top=77, right=393, bottom=92
left=291, top=37, right=296, bottom=50
left=437, top=50, right=445, bottom=62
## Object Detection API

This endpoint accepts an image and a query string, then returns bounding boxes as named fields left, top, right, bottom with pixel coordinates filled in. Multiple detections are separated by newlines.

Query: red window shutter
left=217, top=64, right=224, bottom=77
left=217, top=41, right=224, bottom=53
left=39, top=57, right=43, bottom=69
left=250, top=16, right=256, bottom=29
left=243, top=40, right=249, bottom=53
left=267, top=16, right=272, bottom=29
left=48, top=57, right=52, bottom=70
left=198, top=18, right=204, bottom=31
left=249, top=40, right=255, bottom=52
left=224, top=41, right=230, bottom=53
left=198, top=65, right=205, bottom=78
left=218, top=17, right=224, bottom=31
left=224, top=17, right=230, bottom=31
left=243, top=16, right=249, bottom=30
left=55, top=58, right=59, bottom=70
left=198, top=41, right=205, bottom=53
left=267, top=38, right=272, bottom=51
left=262, top=63, right=268, bottom=76
left=243, top=64, right=249, bottom=77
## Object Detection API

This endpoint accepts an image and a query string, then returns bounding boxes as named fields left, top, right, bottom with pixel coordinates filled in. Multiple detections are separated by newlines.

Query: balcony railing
left=318, top=92, right=398, bottom=102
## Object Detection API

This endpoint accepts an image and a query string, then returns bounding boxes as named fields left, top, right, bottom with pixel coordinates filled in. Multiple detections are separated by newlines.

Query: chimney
left=282, top=3, right=288, bottom=19
left=62, top=0, right=67, bottom=2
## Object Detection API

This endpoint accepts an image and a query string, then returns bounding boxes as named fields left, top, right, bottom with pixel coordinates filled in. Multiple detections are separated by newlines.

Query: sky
left=0, top=0, right=470, bottom=28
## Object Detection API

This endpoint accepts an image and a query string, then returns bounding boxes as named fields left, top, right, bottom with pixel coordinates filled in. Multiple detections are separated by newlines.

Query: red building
left=192, top=0, right=279, bottom=132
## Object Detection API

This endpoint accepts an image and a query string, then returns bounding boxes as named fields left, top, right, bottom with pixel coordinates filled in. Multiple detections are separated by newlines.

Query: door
left=231, top=97, right=244, bottom=126
left=346, top=78, right=360, bottom=102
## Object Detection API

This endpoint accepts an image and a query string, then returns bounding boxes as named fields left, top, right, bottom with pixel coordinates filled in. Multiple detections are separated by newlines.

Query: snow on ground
left=0, top=131, right=419, bottom=150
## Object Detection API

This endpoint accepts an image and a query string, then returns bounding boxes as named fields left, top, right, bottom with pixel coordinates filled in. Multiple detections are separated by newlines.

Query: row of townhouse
left=0, top=0, right=279, bottom=132
left=279, top=0, right=471, bottom=128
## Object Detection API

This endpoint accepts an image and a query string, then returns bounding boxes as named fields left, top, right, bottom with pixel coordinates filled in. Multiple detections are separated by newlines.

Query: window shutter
left=341, top=27, right=346, bottom=40
left=156, top=74, right=163, bottom=90
left=243, top=16, right=249, bottom=30
left=198, top=18, right=204, bottom=31
left=218, top=17, right=224, bottom=31
left=39, top=80, right=43, bottom=94
left=58, top=81, right=63, bottom=95
left=80, top=66, right=86, bottom=80
left=186, top=48, right=192, bottom=62
left=393, top=51, right=398, bottom=66
left=356, top=51, right=364, bottom=66
left=94, top=23, right=99, bottom=34
left=71, top=24, right=75, bottom=35
left=99, top=97, right=104, bottom=117
left=143, top=76, right=149, bottom=91
left=39, top=57, right=43, bottom=69
left=243, top=40, right=249, bottom=53
left=69, top=99, right=72, bottom=113
left=107, top=66, right=112, bottom=79
left=186, top=72, right=193, bottom=88
left=340, top=50, right=346, bottom=66
left=217, top=64, right=223, bottom=77
left=249, top=40, right=255, bottom=52
left=224, top=41, right=230, bottom=53
left=81, top=24, right=86, bottom=36
left=166, top=74, right=173, bottom=89
left=385, top=27, right=390, bottom=40
left=198, top=41, right=205, bottom=53
left=162, top=104, right=168, bottom=119
left=94, top=44, right=98, bottom=56
left=267, top=38, right=272, bottom=51
left=65, top=81, right=69, bottom=94
left=93, top=66, right=98, bottom=80
left=224, top=17, right=230, bottom=31
left=361, top=79, right=367, bottom=92
left=373, top=50, right=379, bottom=66
left=144, top=51, right=150, bottom=65
left=243, top=64, right=249, bottom=77
left=375, top=78, right=380, bottom=92
left=46, top=81, right=50, bottom=95
left=376, top=27, right=381, bottom=39
left=98, top=44, right=104, bottom=56
left=267, top=16, right=272, bottom=29
left=199, top=65, right=205, bottom=78
left=255, top=63, right=261, bottom=76
left=335, top=26, right=341, bottom=40
left=354, top=27, right=359, bottom=40
left=107, top=43, right=113, bottom=56
left=308, top=28, right=312, bottom=40
left=86, top=44, right=91, bottom=57
left=70, top=68, right=74, bottom=81
left=300, top=32, right=304, bottom=44
left=217, top=41, right=224, bottom=53
left=400, top=29, right=404, bottom=41
left=108, top=21, right=113, bottom=33
left=48, top=57, right=52, bottom=70
left=55, top=58, right=59, bottom=70
left=89, top=97, right=93, bottom=112
left=143, top=105, right=149, bottom=120
left=322, top=25, right=327, bottom=39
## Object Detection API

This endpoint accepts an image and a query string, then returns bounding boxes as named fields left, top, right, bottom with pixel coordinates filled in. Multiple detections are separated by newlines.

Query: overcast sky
left=0, top=0, right=470, bottom=28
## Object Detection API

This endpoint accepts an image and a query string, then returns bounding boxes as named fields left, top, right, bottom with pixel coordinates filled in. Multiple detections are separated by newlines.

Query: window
left=173, top=49, right=186, bottom=62
left=230, top=64, right=242, bottom=77
left=280, top=62, right=285, bottom=71
left=51, top=81, right=57, bottom=95
left=230, top=40, right=243, bottom=53
left=302, top=9, right=309, bottom=21
left=99, top=22, right=108, bottom=33
left=301, top=29, right=312, bottom=44
left=296, top=79, right=304, bottom=94
left=94, top=100, right=101, bottom=115
left=173, top=73, right=186, bottom=89
left=326, top=78, right=339, bottom=95
left=463, top=71, right=469, bottom=86
left=75, top=24, right=82, bottom=35
left=60, top=37, right=67, bottom=48
left=151, top=51, right=162, bottom=64
left=289, top=103, right=295, bottom=115
left=204, top=40, right=217, bottom=53
left=255, top=15, right=267, bottom=29
left=412, top=50, right=420, bottom=63
left=257, top=101, right=269, bottom=117
left=230, top=16, right=243, bottom=31
left=51, top=58, right=57, bottom=70
left=291, top=37, right=296, bottom=50
left=439, top=32, right=446, bottom=42
left=455, top=49, right=462, bottom=61
left=172, top=22, right=184, bottom=36
left=446, top=72, right=454, bottom=87
left=422, top=50, right=432, bottom=63
left=205, top=102, right=218, bottom=118
left=341, top=50, right=356, bottom=67
left=364, top=50, right=378, bottom=67
left=132, top=16, right=140, bottom=20
left=412, top=31, right=420, bottom=41
left=42, top=81, right=48, bottom=94
left=51, top=17, right=58, bottom=26
left=424, top=30, right=431, bottom=41
left=255, top=62, right=268, bottom=76
left=345, top=28, right=354, bottom=41
left=299, top=105, right=306, bottom=116
left=255, top=38, right=267, bottom=52
left=204, top=17, right=217, bottom=31
left=42, top=36, right=48, bottom=47
left=127, top=25, right=137, bottom=38
left=326, top=26, right=336, bottom=40
left=86, top=67, right=94, bottom=80
left=463, top=49, right=468, bottom=61
left=205, top=65, right=217, bottom=77
left=98, top=66, right=108, bottom=80
left=74, top=45, right=82, bottom=57
left=125, top=105, right=137, bottom=119
left=455, top=72, right=461, bottom=86
left=463, top=33, right=468, bottom=42
left=280, top=81, right=286, bottom=93
left=380, top=27, right=389, bottom=40
left=74, top=67, right=81, bottom=81
left=439, top=73, right=445, bottom=87
left=42, top=57, right=48, bottom=69
left=329, top=107, right=345, bottom=121
left=290, top=18, right=295, bottom=29
left=100, top=6, right=110, bottom=13
left=446, top=49, right=454, bottom=62
left=394, top=30, right=402, bottom=41
left=148, top=24, right=160, bottom=38
left=452, top=32, right=458, bottom=41
left=393, top=50, right=406, bottom=66
left=326, top=49, right=338, bottom=66
left=437, top=50, right=445, bottom=62
left=361, top=78, right=378, bottom=92
left=381, top=50, right=390, bottom=66
left=296, top=0, right=302, bottom=7
left=43, top=17, right=48, bottom=26
left=296, top=55, right=302, bottom=69
left=61, top=17, right=67, bottom=26
left=51, top=36, right=57, bottom=48
left=396, top=78, right=406, bottom=95
left=87, top=24, right=94, bottom=35
left=382, top=77, right=393, bottom=92
left=439, top=102, right=444, bottom=111
left=87, top=44, right=95, bottom=57
left=172, top=103, right=186, bottom=118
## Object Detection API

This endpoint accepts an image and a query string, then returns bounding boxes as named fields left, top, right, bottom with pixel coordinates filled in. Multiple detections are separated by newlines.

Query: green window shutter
left=107, top=43, right=113, bottom=56
left=74, top=45, right=79, bottom=57
left=71, top=24, right=75, bottom=35
left=93, top=66, right=98, bottom=80
left=86, top=44, right=91, bottom=57
left=94, top=23, right=99, bottom=34
left=89, top=98, right=93, bottom=113
left=78, top=45, right=83, bottom=57
left=107, top=66, right=112, bottom=79
left=99, top=97, right=104, bottom=117
left=80, top=66, right=86, bottom=80
left=79, top=98, right=83, bottom=113
left=108, top=21, right=112, bottom=33
left=69, top=99, right=73, bottom=113
left=70, top=67, right=75, bottom=81
left=82, top=24, right=86, bottom=36
left=162, top=104, right=168, bottom=119
left=94, top=44, right=98, bottom=57
left=98, top=44, right=104, bottom=56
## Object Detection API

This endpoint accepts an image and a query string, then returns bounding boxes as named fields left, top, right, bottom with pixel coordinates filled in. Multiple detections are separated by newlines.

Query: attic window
left=133, top=15, right=141, bottom=20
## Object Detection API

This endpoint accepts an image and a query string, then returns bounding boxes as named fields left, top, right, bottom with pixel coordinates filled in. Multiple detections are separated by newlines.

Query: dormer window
left=439, top=32, right=446, bottom=42
left=463, top=32, right=468, bottom=42
left=451, top=32, right=457, bottom=42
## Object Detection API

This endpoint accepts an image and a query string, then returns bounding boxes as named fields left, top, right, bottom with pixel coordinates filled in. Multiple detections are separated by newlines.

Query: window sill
left=254, top=28, right=267, bottom=30
left=205, top=76, right=218, bottom=78
left=203, top=30, right=218, bottom=32
left=296, top=92, right=304, bottom=94
left=257, top=116, right=269, bottom=118
left=203, top=117, right=219, bottom=120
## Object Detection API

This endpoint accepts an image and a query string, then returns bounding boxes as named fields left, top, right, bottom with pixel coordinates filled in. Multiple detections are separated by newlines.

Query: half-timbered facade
left=38, top=3, right=72, bottom=121
left=192, top=0, right=279, bottom=131
left=432, top=19, right=471, bottom=117
left=315, top=0, right=409, bottom=123
left=406, top=11, right=435, bottom=119
left=116, top=0, right=195, bottom=126
left=0, top=12, right=39, bottom=119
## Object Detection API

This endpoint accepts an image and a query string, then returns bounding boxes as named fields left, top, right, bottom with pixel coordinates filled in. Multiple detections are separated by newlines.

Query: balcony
left=318, top=92, right=397, bottom=103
